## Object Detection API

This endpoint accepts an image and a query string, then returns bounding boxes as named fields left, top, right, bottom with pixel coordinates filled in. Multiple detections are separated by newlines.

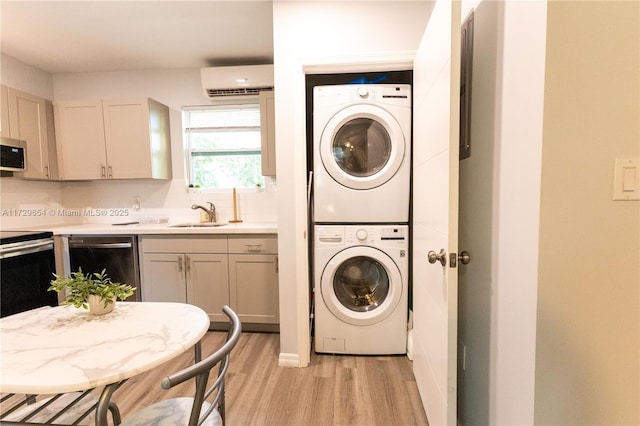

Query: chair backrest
left=161, top=305, right=242, bottom=426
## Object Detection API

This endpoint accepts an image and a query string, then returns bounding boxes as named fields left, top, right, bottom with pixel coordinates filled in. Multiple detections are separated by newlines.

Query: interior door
left=411, top=1, right=461, bottom=425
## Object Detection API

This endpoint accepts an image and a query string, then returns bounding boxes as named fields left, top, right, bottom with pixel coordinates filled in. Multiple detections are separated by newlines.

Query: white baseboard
left=278, top=352, right=301, bottom=367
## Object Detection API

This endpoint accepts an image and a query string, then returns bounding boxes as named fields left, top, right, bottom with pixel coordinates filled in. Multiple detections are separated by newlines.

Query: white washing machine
left=314, top=224, right=408, bottom=355
left=313, top=84, right=412, bottom=223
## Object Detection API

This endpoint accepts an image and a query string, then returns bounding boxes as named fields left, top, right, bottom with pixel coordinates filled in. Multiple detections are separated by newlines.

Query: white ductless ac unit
left=201, top=64, right=274, bottom=99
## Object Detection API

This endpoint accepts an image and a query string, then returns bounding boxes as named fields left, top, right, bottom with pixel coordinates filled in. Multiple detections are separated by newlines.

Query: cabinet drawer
left=141, top=235, right=227, bottom=253
left=228, top=235, right=277, bottom=254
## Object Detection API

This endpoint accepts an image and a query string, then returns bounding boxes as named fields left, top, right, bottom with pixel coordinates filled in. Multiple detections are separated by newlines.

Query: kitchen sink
left=169, top=222, right=228, bottom=228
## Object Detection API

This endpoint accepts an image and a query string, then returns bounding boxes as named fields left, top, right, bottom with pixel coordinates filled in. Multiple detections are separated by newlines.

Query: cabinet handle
left=276, top=256, right=279, bottom=273
left=101, top=165, right=106, bottom=178
left=44, top=165, right=49, bottom=178
left=178, top=255, right=184, bottom=272
left=245, top=243, right=262, bottom=253
left=186, top=255, right=191, bottom=272
left=108, top=166, right=113, bottom=179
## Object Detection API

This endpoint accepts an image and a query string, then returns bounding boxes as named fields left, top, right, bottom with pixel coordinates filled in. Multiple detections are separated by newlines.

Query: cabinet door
left=228, top=254, right=279, bottom=324
left=186, top=253, right=229, bottom=322
left=102, top=99, right=153, bottom=179
left=7, top=88, right=53, bottom=180
left=141, top=253, right=187, bottom=303
left=1, top=85, right=10, bottom=138
left=259, top=90, right=276, bottom=176
left=54, top=100, right=107, bottom=180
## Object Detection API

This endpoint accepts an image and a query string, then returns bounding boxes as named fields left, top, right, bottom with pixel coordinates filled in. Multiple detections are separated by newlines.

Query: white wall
left=1, top=54, right=54, bottom=99
left=0, top=54, right=64, bottom=229
left=490, top=2, right=547, bottom=424
left=535, top=1, right=639, bottom=423
left=272, top=1, right=431, bottom=366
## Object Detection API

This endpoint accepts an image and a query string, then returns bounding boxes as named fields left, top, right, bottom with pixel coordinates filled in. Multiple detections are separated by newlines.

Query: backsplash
left=0, top=176, right=277, bottom=230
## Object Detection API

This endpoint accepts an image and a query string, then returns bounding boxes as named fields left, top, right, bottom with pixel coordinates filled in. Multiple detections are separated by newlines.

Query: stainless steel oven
left=0, top=231, right=58, bottom=317
left=68, top=235, right=141, bottom=302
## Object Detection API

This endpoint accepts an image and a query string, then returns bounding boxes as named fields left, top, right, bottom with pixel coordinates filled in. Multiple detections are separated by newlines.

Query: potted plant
left=49, top=269, right=136, bottom=315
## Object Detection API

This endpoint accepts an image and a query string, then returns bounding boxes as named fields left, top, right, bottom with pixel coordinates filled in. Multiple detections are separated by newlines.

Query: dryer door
left=319, top=104, right=406, bottom=190
left=320, top=246, right=403, bottom=326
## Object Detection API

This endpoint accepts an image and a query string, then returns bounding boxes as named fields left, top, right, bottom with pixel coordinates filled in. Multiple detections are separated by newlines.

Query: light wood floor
left=111, top=331, right=429, bottom=426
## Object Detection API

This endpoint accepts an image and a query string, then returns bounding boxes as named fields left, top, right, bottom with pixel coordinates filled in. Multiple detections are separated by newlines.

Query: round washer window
left=332, top=118, right=391, bottom=178
left=333, top=255, right=389, bottom=312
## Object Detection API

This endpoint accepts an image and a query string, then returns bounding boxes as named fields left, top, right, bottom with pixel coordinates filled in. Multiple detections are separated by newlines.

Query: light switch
left=622, top=166, right=636, bottom=191
left=613, top=158, right=640, bottom=200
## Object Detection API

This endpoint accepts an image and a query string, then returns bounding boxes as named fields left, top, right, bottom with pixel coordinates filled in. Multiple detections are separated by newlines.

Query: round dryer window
left=332, top=119, right=391, bottom=178
left=320, top=104, right=406, bottom=190
left=321, top=246, right=403, bottom=326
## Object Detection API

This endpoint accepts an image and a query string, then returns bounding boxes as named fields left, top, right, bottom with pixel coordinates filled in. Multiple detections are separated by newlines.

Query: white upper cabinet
left=1, top=85, right=10, bottom=138
left=259, top=90, right=276, bottom=176
left=3, top=86, right=59, bottom=180
left=54, top=98, right=172, bottom=180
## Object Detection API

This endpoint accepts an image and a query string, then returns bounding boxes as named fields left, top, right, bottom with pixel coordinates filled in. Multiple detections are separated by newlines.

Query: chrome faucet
left=191, top=202, right=217, bottom=223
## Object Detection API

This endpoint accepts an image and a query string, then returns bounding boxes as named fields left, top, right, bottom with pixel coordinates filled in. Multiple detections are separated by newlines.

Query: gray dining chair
left=1, top=391, right=121, bottom=425
left=119, top=305, right=242, bottom=426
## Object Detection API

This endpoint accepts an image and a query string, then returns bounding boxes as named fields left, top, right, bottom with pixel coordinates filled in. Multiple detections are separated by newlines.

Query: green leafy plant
left=48, top=268, right=136, bottom=310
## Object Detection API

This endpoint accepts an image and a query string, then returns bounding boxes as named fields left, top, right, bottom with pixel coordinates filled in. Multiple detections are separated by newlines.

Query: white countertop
left=0, top=302, right=210, bottom=395
left=26, top=221, right=277, bottom=236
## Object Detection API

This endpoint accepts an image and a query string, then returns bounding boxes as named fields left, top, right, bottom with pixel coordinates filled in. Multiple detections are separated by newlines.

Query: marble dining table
left=0, top=302, right=210, bottom=425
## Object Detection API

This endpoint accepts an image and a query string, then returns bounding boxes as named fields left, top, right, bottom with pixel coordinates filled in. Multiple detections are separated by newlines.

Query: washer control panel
left=316, top=226, right=344, bottom=244
left=316, top=225, right=408, bottom=246
left=344, top=226, right=407, bottom=244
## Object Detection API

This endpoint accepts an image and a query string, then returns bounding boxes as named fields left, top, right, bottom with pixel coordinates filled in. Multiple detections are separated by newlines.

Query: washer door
left=321, top=246, right=403, bottom=326
left=320, top=104, right=406, bottom=190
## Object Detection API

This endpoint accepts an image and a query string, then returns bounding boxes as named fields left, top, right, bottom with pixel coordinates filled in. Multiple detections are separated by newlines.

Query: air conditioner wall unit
left=201, top=64, right=274, bottom=98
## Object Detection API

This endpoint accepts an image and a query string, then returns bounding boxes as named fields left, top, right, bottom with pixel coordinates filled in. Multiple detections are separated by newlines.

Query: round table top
left=0, top=302, right=210, bottom=394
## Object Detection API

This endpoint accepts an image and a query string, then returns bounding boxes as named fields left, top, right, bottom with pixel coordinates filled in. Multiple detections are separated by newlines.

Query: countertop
left=0, top=302, right=209, bottom=394
left=13, top=222, right=278, bottom=236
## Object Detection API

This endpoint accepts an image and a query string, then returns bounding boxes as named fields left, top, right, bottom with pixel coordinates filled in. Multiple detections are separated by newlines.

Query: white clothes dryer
left=314, top=224, right=408, bottom=355
left=313, top=84, right=412, bottom=223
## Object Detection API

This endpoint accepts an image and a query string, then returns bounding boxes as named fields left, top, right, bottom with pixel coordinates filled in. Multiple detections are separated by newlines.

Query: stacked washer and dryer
left=312, top=84, right=412, bottom=355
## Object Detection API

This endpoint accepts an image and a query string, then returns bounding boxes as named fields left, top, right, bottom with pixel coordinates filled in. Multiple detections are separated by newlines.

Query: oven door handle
left=0, top=240, right=54, bottom=258
left=69, top=242, right=133, bottom=249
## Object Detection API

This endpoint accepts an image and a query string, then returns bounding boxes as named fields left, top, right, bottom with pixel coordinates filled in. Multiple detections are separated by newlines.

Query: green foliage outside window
left=184, top=104, right=265, bottom=189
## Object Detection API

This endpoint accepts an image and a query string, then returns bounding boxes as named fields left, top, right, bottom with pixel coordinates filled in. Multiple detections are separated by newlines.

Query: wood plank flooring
left=112, top=331, right=429, bottom=426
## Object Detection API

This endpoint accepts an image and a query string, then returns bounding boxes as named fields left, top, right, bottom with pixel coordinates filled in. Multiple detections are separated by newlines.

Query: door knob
left=459, top=251, right=471, bottom=265
left=427, top=249, right=447, bottom=266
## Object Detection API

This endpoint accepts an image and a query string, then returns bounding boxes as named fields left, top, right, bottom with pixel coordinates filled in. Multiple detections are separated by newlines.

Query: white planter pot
left=88, top=295, right=116, bottom=315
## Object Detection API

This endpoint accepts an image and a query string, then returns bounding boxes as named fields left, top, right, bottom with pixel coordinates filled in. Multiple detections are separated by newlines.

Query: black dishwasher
left=68, top=235, right=141, bottom=302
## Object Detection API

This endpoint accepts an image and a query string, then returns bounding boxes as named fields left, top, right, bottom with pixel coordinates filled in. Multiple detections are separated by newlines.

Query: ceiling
left=0, top=1, right=274, bottom=74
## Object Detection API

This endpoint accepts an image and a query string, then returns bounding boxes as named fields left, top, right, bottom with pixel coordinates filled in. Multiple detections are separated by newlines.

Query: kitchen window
left=183, top=103, right=264, bottom=189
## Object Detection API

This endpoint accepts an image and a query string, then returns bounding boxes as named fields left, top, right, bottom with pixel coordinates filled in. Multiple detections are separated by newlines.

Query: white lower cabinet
left=139, top=236, right=229, bottom=322
left=139, top=234, right=278, bottom=326
left=228, top=235, right=279, bottom=324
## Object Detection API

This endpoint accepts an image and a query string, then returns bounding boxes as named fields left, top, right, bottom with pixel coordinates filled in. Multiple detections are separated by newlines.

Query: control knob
left=357, top=87, right=369, bottom=98
left=356, top=229, right=368, bottom=241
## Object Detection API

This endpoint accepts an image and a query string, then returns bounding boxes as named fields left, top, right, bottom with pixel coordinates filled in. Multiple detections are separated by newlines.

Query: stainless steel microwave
left=0, top=137, right=27, bottom=172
